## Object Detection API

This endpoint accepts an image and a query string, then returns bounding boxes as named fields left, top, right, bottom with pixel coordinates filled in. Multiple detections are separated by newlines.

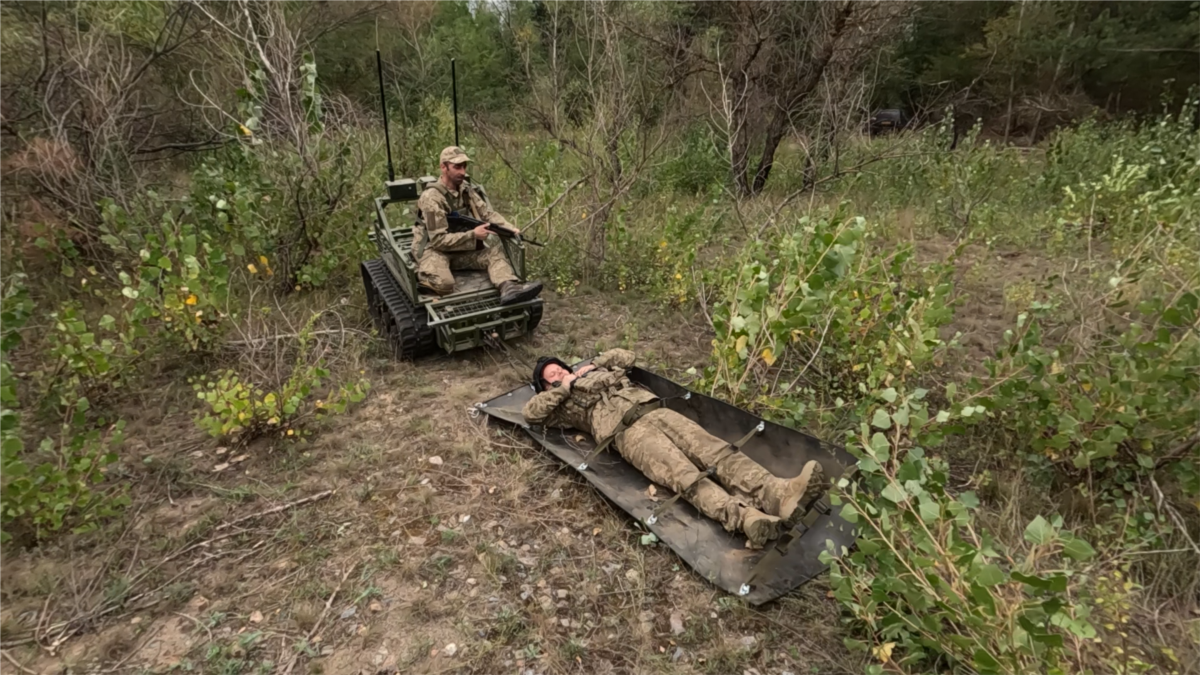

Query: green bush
left=699, top=207, right=956, bottom=427
left=1, top=273, right=128, bottom=543
left=192, top=313, right=370, bottom=441
left=658, top=126, right=727, bottom=196
left=828, top=378, right=1100, bottom=675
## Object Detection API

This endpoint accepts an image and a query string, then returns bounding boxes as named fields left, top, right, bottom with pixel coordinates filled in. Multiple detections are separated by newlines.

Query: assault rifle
left=447, top=211, right=544, bottom=247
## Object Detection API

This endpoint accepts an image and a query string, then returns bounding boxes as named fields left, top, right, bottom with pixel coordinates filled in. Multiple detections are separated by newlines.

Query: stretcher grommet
left=645, top=514, right=658, bottom=525
left=684, top=392, right=692, bottom=400
left=755, top=421, right=765, bottom=433
left=577, top=462, right=588, bottom=471
left=738, top=583, right=750, bottom=596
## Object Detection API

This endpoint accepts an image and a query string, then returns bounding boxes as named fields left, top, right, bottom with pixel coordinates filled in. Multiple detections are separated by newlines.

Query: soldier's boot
left=498, top=280, right=543, bottom=305
left=688, top=478, right=781, bottom=548
left=759, top=461, right=826, bottom=526
left=739, top=507, right=783, bottom=549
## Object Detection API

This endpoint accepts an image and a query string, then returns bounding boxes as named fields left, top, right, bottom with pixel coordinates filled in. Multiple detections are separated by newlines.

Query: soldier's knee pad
left=419, top=274, right=455, bottom=295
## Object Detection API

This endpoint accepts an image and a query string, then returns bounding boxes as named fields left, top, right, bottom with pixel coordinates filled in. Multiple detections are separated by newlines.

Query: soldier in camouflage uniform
left=414, top=146, right=543, bottom=305
left=523, top=349, right=826, bottom=548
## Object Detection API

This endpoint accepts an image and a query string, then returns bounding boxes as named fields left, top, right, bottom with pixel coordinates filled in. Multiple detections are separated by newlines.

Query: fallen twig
left=215, top=490, right=336, bottom=532
left=0, top=650, right=38, bottom=675
left=1149, top=476, right=1200, bottom=558
left=223, top=328, right=372, bottom=349
left=281, top=562, right=357, bottom=675
left=101, top=625, right=162, bottom=674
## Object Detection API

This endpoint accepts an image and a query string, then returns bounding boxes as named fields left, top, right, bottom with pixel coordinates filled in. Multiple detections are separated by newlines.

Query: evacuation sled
left=476, top=364, right=858, bottom=605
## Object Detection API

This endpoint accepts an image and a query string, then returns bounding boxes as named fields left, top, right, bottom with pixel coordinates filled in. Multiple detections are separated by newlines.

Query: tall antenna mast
left=376, top=49, right=395, bottom=182
left=451, top=58, right=460, bottom=147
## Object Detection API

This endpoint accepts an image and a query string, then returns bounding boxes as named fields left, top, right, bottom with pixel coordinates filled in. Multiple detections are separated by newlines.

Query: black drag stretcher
left=475, top=364, right=858, bottom=605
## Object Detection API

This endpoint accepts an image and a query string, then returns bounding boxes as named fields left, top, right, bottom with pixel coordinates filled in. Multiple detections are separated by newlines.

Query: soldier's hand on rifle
left=473, top=224, right=491, bottom=240
left=561, top=372, right=578, bottom=389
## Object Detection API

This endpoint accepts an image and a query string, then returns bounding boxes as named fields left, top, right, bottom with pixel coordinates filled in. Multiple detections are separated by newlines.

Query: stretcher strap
left=738, top=464, right=859, bottom=596
left=644, top=467, right=715, bottom=526
left=576, top=395, right=688, bottom=471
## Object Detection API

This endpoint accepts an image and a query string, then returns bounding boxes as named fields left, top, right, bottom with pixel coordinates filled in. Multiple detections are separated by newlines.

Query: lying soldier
left=522, top=349, right=826, bottom=548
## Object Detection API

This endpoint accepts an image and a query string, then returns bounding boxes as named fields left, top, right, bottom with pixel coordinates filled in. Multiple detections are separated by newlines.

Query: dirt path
left=0, top=290, right=857, bottom=675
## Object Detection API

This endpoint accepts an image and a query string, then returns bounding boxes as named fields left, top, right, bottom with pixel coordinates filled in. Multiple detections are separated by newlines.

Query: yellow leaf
left=1082, top=382, right=1092, bottom=392
left=761, top=348, right=776, bottom=366
left=259, top=255, right=269, bottom=266
left=1050, top=361, right=1063, bottom=375
left=674, top=273, right=682, bottom=280
left=735, top=335, right=748, bottom=354
left=247, top=263, right=258, bottom=274
left=286, top=429, right=294, bottom=436
left=185, top=294, right=198, bottom=306
left=239, top=124, right=252, bottom=136
left=872, top=642, right=895, bottom=663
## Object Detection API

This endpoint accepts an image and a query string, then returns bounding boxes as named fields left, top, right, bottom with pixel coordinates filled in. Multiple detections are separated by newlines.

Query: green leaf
left=1024, top=515, right=1056, bottom=546
left=974, top=564, right=1005, bottom=586
left=871, top=408, right=892, bottom=430
left=1011, top=571, right=1067, bottom=593
left=880, top=387, right=897, bottom=403
left=959, top=491, right=980, bottom=509
left=892, top=406, right=910, bottom=428
left=121, top=287, right=139, bottom=300
left=935, top=410, right=951, bottom=423
left=232, top=242, right=246, bottom=256
left=1061, top=536, right=1096, bottom=562
left=881, top=483, right=908, bottom=504
left=869, top=432, right=889, bottom=457
left=973, top=648, right=1001, bottom=674
left=918, top=497, right=940, bottom=523
left=971, top=583, right=998, bottom=617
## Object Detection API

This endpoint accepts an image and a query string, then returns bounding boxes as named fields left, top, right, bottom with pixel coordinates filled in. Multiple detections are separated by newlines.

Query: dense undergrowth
left=2, top=41, right=1197, bottom=675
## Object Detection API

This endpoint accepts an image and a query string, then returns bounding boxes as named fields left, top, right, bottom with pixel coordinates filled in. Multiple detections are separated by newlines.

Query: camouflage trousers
left=615, top=408, right=791, bottom=535
left=417, top=238, right=518, bottom=295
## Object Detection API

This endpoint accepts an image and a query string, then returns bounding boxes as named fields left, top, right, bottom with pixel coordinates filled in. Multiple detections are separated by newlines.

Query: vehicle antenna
left=376, top=49, right=395, bottom=182
left=451, top=58, right=460, bottom=147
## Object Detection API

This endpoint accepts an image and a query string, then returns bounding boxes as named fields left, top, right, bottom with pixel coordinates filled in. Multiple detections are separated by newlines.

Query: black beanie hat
left=533, top=356, right=572, bottom=392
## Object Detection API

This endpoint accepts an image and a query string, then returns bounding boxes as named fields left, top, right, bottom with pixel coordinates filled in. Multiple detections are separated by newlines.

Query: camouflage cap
left=439, top=146, right=471, bottom=165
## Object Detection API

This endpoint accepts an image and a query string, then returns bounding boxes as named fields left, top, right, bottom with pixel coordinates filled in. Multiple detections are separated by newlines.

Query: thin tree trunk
left=750, top=106, right=788, bottom=195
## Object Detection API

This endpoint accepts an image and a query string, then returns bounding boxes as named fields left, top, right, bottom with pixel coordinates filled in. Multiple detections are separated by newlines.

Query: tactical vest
left=414, top=181, right=483, bottom=259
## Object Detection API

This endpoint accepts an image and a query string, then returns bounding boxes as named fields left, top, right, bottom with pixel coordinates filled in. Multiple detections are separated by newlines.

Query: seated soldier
left=522, top=349, right=826, bottom=547
left=414, top=146, right=543, bottom=305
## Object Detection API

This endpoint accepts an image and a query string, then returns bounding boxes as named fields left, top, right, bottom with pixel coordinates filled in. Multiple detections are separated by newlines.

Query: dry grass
left=0, top=291, right=860, bottom=675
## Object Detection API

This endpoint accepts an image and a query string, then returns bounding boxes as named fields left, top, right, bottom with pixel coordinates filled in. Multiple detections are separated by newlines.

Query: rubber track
left=361, top=259, right=436, bottom=360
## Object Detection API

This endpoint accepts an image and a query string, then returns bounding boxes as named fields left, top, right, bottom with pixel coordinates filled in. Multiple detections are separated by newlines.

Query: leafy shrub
left=700, top=207, right=956, bottom=427
left=1, top=273, right=128, bottom=543
left=603, top=201, right=720, bottom=305
left=829, top=390, right=1101, bottom=675
left=192, top=313, right=369, bottom=441
left=658, top=126, right=727, bottom=196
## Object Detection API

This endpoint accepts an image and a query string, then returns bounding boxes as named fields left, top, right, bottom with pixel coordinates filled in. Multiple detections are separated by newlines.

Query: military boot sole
left=499, top=281, right=544, bottom=305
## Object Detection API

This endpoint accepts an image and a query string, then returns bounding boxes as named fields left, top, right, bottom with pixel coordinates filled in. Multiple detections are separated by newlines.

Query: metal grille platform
left=430, top=294, right=502, bottom=321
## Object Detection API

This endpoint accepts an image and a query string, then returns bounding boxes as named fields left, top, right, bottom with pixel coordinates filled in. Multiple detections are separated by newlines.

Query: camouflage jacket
left=522, top=349, right=658, bottom=441
left=414, top=180, right=512, bottom=257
